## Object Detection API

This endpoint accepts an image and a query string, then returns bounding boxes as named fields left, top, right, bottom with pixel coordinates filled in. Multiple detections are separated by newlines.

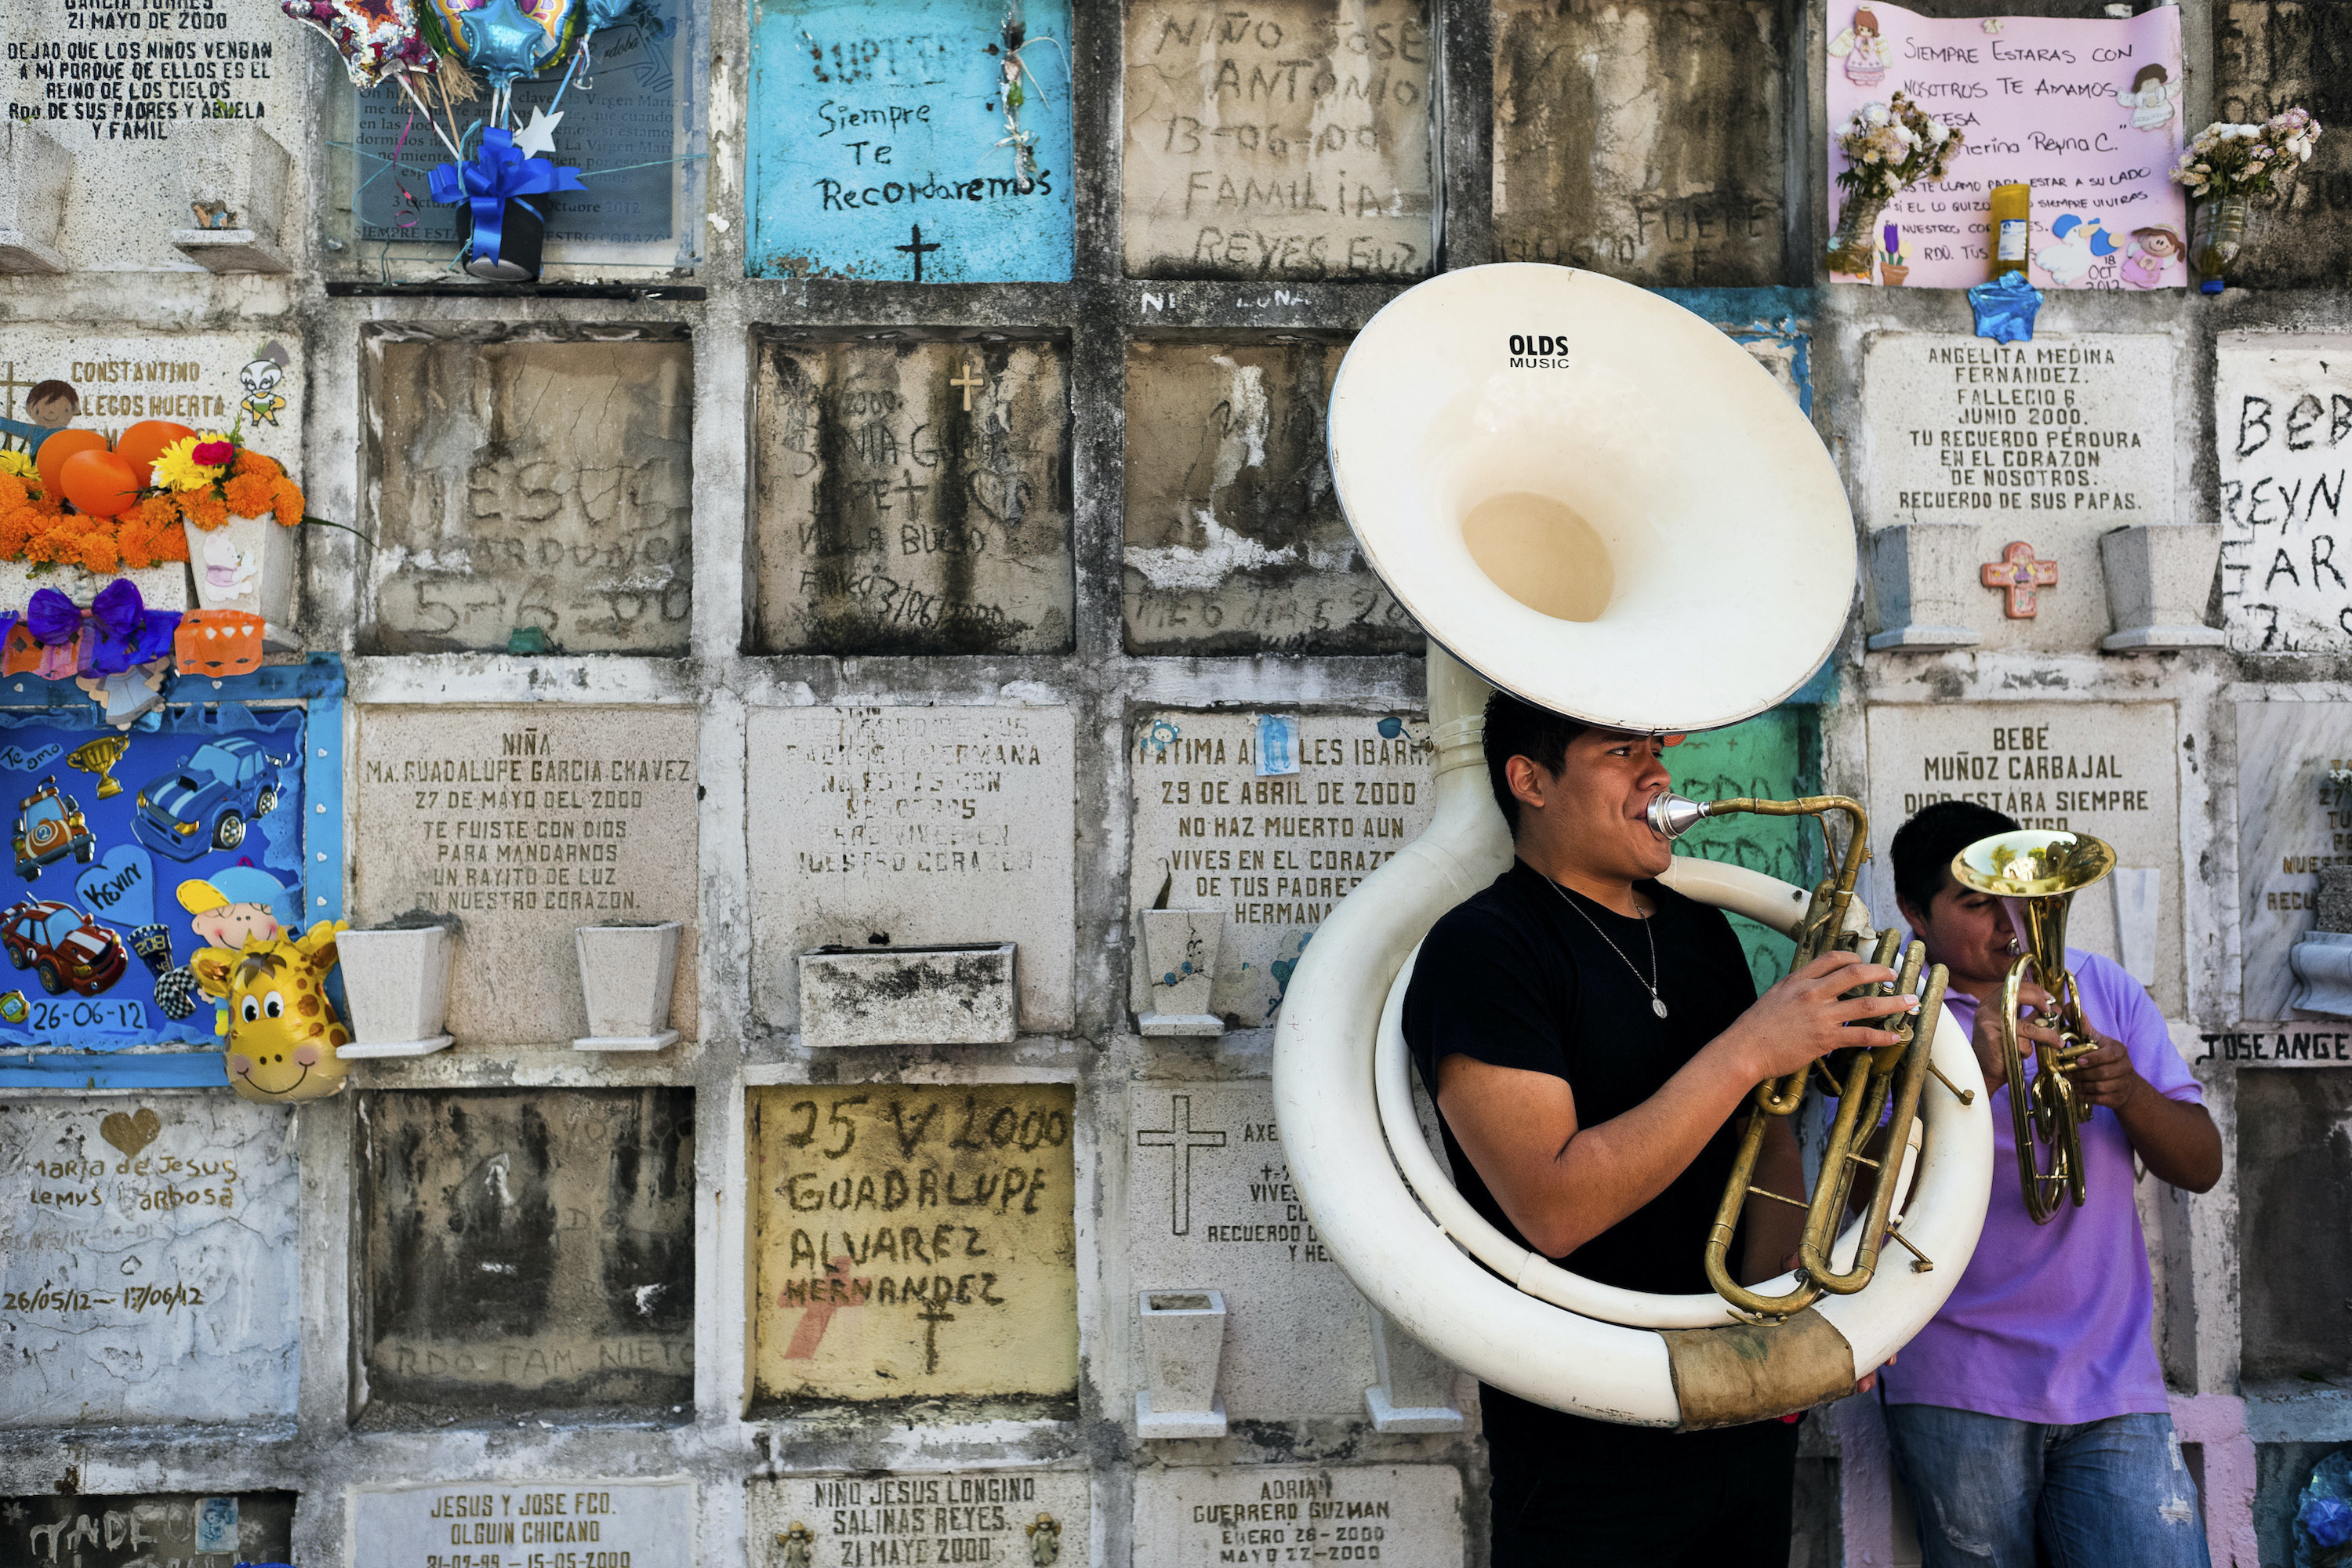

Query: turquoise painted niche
left=1668, top=707, right=1830, bottom=994
left=747, top=0, right=1075, bottom=281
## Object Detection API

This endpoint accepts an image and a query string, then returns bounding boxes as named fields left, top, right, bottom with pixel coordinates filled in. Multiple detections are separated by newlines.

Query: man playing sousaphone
left=1403, top=693, right=1922, bottom=1566
left=1878, top=800, right=2220, bottom=1568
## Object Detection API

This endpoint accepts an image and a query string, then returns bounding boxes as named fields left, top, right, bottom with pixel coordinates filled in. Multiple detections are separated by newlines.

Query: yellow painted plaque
left=751, top=1085, right=1077, bottom=1403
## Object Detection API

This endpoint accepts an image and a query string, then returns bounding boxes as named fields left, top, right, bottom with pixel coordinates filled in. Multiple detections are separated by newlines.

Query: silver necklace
left=1549, top=879, right=1668, bottom=1018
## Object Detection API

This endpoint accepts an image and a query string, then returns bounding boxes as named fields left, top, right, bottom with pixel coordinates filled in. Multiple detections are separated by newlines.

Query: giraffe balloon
left=191, top=920, right=354, bottom=1103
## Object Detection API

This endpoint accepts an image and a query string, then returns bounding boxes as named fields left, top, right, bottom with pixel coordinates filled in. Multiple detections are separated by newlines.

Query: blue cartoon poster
left=0, top=706, right=307, bottom=1051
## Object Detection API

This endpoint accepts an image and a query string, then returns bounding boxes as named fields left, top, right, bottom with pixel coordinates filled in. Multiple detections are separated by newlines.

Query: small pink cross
left=1981, top=540, right=2058, bottom=618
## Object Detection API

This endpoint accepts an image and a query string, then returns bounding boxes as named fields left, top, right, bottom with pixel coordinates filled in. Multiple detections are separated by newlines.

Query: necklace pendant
left=1652, top=996, right=1669, bottom=1018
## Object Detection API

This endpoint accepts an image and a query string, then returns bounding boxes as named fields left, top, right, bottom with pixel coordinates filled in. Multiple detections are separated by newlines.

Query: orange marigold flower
left=0, top=514, right=31, bottom=560
left=232, top=449, right=281, bottom=480
left=136, top=493, right=180, bottom=529
left=271, top=479, right=306, bottom=527
left=181, top=491, right=229, bottom=532
left=115, top=522, right=153, bottom=572
left=79, top=534, right=118, bottom=575
left=0, top=474, right=26, bottom=511
left=151, top=524, right=190, bottom=563
left=223, top=473, right=276, bottom=517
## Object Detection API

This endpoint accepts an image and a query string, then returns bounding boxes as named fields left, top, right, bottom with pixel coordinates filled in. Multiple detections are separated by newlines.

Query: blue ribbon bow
left=427, top=127, right=586, bottom=268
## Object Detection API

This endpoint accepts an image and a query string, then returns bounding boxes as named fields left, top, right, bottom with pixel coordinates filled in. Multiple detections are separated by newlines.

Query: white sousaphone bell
left=1272, top=264, right=1993, bottom=1428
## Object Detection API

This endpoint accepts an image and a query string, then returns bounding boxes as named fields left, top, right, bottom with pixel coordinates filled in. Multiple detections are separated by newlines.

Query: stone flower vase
left=183, top=512, right=295, bottom=646
left=1828, top=194, right=1888, bottom=278
left=1136, top=1289, right=1228, bottom=1438
left=334, top=922, right=457, bottom=1059
left=574, top=920, right=682, bottom=1051
left=2192, top=194, right=2251, bottom=294
left=1140, top=909, right=1223, bottom=1036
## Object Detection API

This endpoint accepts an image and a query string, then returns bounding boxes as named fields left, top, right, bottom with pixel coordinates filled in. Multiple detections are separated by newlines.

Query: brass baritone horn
left=1646, top=792, right=1952, bottom=1319
left=1951, top=829, right=2117, bottom=1225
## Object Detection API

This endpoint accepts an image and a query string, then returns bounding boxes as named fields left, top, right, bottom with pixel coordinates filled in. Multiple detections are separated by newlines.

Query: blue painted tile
left=747, top=0, right=1075, bottom=281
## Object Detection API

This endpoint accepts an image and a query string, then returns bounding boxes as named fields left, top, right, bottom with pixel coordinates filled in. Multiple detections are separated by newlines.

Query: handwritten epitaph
left=746, top=0, right=1075, bottom=281
left=0, top=328, right=303, bottom=455
left=1866, top=702, right=2182, bottom=1011
left=750, top=1085, right=1078, bottom=1403
left=753, top=337, right=1074, bottom=654
left=350, top=706, right=699, bottom=1048
left=359, top=1088, right=695, bottom=1414
left=749, top=1472, right=1090, bottom=1566
left=0, top=1097, right=297, bottom=1425
left=366, top=336, right=694, bottom=655
left=1123, top=339, right=1416, bottom=653
left=2216, top=1, right=2352, bottom=289
left=747, top=706, right=1076, bottom=1032
left=1120, top=0, right=1432, bottom=281
left=1127, top=1082, right=1378, bottom=1417
left=1493, top=0, right=1785, bottom=286
left=1129, top=712, right=1432, bottom=1028
left=348, top=1478, right=693, bottom=1568
left=1133, top=1465, right=1465, bottom=1568
left=4, top=1492, right=296, bottom=1568
left=1824, top=2, right=2187, bottom=290
left=1866, top=332, right=2175, bottom=647
left=2234, top=702, right=2352, bottom=1022
left=2216, top=334, right=2352, bottom=654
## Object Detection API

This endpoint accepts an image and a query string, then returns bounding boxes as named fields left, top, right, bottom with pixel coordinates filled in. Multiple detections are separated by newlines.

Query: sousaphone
left=1272, top=265, right=1994, bottom=1428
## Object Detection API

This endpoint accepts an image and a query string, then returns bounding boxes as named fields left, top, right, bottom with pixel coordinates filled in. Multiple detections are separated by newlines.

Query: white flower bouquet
left=2171, top=109, right=2322, bottom=201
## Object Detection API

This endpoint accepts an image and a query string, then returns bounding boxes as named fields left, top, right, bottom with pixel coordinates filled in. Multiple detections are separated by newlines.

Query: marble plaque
left=350, top=705, right=699, bottom=1049
left=1864, top=332, right=2176, bottom=649
left=0, top=1095, right=297, bottom=1425
left=0, top=328, right=303, bottom=457
left=1121, top=0, right=1433, bottom=281
left=1492, top=0, right=1786, bottom=287
left=2215, top=333, right=2352, bottom=654
left=349, top=1478, right=693, bottom=1568
left=2235, top=702, right=2352, bottom=1022
left=2216, top=1, right=2352, bottom=289
left=1132, top=1465, right=1465, bottom=1568
left=1123, top=339, right=1416, bottom=654
left=1130, top=712, right=1431, bottom=1029
left=746, top=0, right=1075, bottom=281
left=1866, top=703, right=2182, bottom=1013
left=4, top=1492, right=296, bottom=1567
left=1127, top=1080, right=1374, bottom=1417
left=753, top=336, right=1074, bottom=655
left=748, top=706, right=1075, bottom=1033
left=365, top=336, right=694, bottom=655
left=359, top=1088, right=695, bottom=1414
left=748, top=1469, right=1088, bottom=1566
left=750, top=1084, right=1078, bottom=1403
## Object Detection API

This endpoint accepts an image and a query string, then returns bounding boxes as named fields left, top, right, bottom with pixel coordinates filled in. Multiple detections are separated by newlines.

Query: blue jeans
left=1883, top=1403, right=2211, bottom=1568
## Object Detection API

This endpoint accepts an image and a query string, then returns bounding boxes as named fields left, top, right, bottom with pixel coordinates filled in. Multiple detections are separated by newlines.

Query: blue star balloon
left=452, top=0, right=557, bottom=89
left=1968, top=271, right=2045, bottom=345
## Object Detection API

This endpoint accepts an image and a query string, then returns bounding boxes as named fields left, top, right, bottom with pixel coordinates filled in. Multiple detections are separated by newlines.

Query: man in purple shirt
left=1879, top=801, right=2223, bottom=1568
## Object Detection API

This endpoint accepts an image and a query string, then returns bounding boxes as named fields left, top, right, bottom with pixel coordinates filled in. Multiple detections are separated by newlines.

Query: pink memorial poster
left=1825, top=2, right=2189, bottom=290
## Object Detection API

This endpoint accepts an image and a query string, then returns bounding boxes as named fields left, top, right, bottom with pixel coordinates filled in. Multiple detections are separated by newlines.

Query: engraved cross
left=1136, top=1092, right=1227, bottom=1236
left=1981, top=540, right=2058, bottom=618
left=949, top=361, right=985, bottom=412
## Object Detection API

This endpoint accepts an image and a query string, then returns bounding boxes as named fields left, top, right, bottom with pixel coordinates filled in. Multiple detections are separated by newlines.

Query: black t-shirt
left=1402, top=857, right=1769, bottom=1461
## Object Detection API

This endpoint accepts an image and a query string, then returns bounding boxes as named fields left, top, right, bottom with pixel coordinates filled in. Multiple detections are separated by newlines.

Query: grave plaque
left=365, top=335, right=694, bottom=655
left=1127, top=1080, right=1374, bottom=1417
left=1865, top=332, right=2176, bottom=649
left=1132, top=1465, right=1465, bottom=1568
left=349, top=1478, right=694, bottom=1568
left=359, top=1087, right=695, bottom=1414
left=0, top=328, right=303, bottom=459
left=1123, top=339, right=1416, bottom=655
left=748, top=1468, right=1088, bottom=1566
left=1493, top=0, right=1786, bottom=287
left=753, top=336, right=1074, bottom=655
left=1129, top=712, right=1431, bottom=1029
left=746, top=0, right=1075, bottom=281
left=3, top=1491, right=296, bottom=1568
left=350, top=705, right=699, bottom=1049
left=2234, top=702, right=2352, bottom=1022
left=2215, top=333, right=2352, bottom=654
left=0, top=1095, right=297, bottom=1425
left=2216, top=1, right=2352, bottom=289
left=749, top=1084, right=1078, bottom=1403
left=747, top=706, right=1075, bottom=1033
left=1866, top=703, right=2182, bottom=1013
left=1120, top=0, right=1433, bottom=281
left=2236, top=1072, right=2352, bottom=1380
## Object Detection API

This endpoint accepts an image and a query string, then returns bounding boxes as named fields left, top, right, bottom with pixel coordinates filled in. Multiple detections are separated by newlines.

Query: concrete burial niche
left=1123, top=339, right=1418, bottom=655
left=2, top=1491, right=297, bottom=1567
left=361, top=330, right=695, bottom=656
left=1493, top=0, right=1788, bottom=285
left=357, top=1087, right=695, bottom=1420
left=2216, top=1, right=2352, bottom=290
left=2238, top=1071, right=2352, bottom=1385
left=751, top=335, right=1075, bottom=655
left=748, top=1085, right=1078, bottom=1407
left=1121, top=0, right=1436, bottom=281
left=0, top=1095, right=299, bottom=1427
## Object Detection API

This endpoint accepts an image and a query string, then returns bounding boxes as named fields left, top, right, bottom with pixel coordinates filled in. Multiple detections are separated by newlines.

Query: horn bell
left=1326, top=263, right=1855, bottom=735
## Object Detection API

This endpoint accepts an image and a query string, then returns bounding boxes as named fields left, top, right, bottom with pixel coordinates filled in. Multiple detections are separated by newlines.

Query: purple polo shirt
left=1878, top=947, right=2201, bottom=1425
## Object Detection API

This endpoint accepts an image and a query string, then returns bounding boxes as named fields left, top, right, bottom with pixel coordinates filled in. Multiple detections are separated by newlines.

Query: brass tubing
left=1806, top=959, right=1946, bottom=1295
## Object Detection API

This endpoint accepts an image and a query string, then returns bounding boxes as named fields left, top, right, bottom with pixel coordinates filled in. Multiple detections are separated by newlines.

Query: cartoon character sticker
left=201, top=533, right=263, bottom=606
left=0, top=377, right=79, bottom=454
left=2035, top=213, right=2119, bottom=286
left=1830, top=8, right=1888, bottom=86
left=156, top=865, right=297, bottom=1026
left=239, top=342, right=291, bottom=428
left=2121, top=224, right=2183, bottom=288
left=2118, top=63, right=2180, bottom=134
